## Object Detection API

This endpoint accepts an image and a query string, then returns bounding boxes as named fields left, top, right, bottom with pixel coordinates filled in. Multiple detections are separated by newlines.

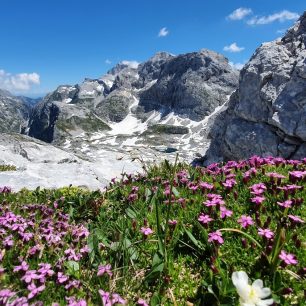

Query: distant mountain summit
left=27, top=49, right=238, bottom=146
left=2, top=12, right=306, bottom=191
left=0, top=89, right=32, bottom=133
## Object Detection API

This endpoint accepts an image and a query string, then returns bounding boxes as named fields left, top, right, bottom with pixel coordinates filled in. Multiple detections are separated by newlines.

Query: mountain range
left=0, top=11, right=305, bottom=190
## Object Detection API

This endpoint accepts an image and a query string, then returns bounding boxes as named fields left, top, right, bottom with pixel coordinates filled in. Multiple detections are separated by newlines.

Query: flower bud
left=241, top=238, right=248, bottom=249
left=281, top=287, right=293, bottom=295
left=234, top=191, right=238, bottom=200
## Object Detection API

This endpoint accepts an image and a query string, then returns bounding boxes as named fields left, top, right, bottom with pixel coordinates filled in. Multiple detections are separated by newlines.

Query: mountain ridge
left=202, top=10, right=306, bottom=164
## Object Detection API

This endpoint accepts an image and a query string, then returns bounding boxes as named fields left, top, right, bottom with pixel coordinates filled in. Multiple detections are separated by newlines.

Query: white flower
left=232, top=271, right=274, bottom=306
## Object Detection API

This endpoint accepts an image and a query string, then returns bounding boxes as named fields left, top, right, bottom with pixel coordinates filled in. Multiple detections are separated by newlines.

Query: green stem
left=219, top=228, right=262, bottom=248
left=163, top=154, right=179, bottom=269
left=270, top=225, right=285, bottom=275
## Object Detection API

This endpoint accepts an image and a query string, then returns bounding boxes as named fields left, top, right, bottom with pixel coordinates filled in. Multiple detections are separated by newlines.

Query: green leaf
left=152, top=253, right=162, bottom=266
left=145, top=188, right=152, bottom=202
left=65, top=261, right=80, bottom=278
left=172, top=187, right=180, bottom=198
left=184, top=227, right=204, bottom=250
left=125, top=207, right=137, bottom=219
left=68, top=204, right=74, bottom=219
left=150, top=293, right=161, bottom=306
left=273, top=270, right=282, bottom=289
left=219, top=228, right=261, bottom=248
left=164, top=159, right=171, bottom=171
left=88, top=232, right=99, bottom=264
left=145, top=253, right=165, bottom=282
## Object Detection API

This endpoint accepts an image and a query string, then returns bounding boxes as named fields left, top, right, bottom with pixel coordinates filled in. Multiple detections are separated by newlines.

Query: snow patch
left=63, top=98, right=72, bottom=104
left=108, top=97, right=147, bottom=135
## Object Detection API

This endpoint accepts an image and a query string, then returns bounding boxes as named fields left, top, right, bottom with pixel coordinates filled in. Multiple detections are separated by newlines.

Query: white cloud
left=105, top=59, right=112, bottom=65
left=247, top=10, right=299, bottom=25
left=0, top=69, right=40, bottom=93
left=158, top=27, right=169, bottom=37
left=228, top=8, right=252, bottom=20
left=223, top=42, right=245, bottom=53
left=121, top=60, right=140, bottom=69
left=229, top=61, right=245, bottom=70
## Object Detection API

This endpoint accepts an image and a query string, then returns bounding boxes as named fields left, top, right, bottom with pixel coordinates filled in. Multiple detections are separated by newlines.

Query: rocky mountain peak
left=202, top=10, right=306, bottom=164
left=147, top=51, right=174, bottom=62
left=25, top=48, right=238, bottom=150
left=0, top=89, right=13, bottom=97
left=107, top=61, right=139, bottom=76
left=0, top=89, right=32, bottom=134
left=282, top=10, right=306, bottom=44
left=138, top=49, right=239, bottom=121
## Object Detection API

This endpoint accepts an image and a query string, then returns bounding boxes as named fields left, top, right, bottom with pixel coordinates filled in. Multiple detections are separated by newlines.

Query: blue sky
left=0, top=0, right=304, bottom=97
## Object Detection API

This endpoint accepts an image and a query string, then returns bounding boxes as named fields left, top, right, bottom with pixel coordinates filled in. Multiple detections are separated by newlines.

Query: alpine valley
left=1, top=11, right=306, bottom=190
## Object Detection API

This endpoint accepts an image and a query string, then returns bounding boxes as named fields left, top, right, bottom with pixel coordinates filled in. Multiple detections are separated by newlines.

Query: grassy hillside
left=0, top=156, right=305, bottom=305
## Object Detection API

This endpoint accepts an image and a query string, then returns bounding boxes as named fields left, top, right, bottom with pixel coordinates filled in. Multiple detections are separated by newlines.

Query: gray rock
left=138, top=49, right=239, bottom=121
left=204, top=11, right=306, bottom=163
left=0, top=133, right=141, bottom=191
left=27, top=49, right=239, bottom=143
left=0, top=90, right=31, bottom=134
left=135, top=52, right=175, bottom=87
left=95, top=90, right=134, bottom=122
left=28, top=82, right=110, bottom=143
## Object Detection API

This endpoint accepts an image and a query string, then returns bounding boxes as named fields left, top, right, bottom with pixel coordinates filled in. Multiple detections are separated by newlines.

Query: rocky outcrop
left=0, top=90, right=31, bottom=134
left=28, top=50, right=238, bottom=144
left=28, top=82, right=111, bottom=143
left=203, top=11, right=306, bottom=164
left=138, top=50, right=239, bottom=121
left=0, top=133, right=126, bottom=191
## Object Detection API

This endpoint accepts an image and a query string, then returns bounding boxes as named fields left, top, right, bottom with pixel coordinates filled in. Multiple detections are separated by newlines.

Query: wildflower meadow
left=0, top=156, right=305, bottom=305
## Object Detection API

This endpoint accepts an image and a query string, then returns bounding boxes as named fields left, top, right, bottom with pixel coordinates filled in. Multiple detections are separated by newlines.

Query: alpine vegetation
left=0, top=156, right=305, bottom=305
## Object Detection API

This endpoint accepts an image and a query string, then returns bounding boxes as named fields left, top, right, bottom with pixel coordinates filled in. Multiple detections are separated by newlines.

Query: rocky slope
left=0, top=89, right=31, bottom=133
left=0, top=133, right=140, bottom=190
left=27, top=50, right=238, bottom=160
left=203, top=11, right=306, bottom=164
left=1, top=50, right=239, bottom=191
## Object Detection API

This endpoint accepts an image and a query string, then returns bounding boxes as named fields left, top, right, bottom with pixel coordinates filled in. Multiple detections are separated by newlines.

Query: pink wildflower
left=97, top=264, right=113, bottom=277
left=220, top=206, right=233, bottom=219
left=198, top=214, right=213, bottom=224
left=27, top=283, right=45, bottom=299
left=140, top=227, right=153, bottom=236
left=21, top=270, right=40, bottom=283
left=57, top=272, right=69, bottom=284
left=279, top=250, right=298, bottom=265
left=198, top=181, right=214, bottom=191
left=277, top=200, right=293, bottom=208
left=288, top=215, right=304, bottom=224
left=0, top=289, right=16, bottom=304
left=137, top=298, right=149, bottom=306
left=13, top=261, right=29, bottom=272
left=98, top=290, right=126, bottom=306
left=168, top=219, right=178, bottom=226
left=237, top=215, right=254, bottom=228
left=222, top=178, right=237, bottom=189
left=258, top=228, right=274, bottom=240
left=208, top=230, right=224, bottom=244
left=251, top=196, right=266, bottom=205
left=249, top=183, right=266, bottom=195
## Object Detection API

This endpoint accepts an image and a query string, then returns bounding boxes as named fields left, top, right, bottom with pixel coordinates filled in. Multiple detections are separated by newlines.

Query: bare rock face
left=27, top=50, right=238, bottom=144
left=0, top=90, right=31, bottom=134
left=138, top=49, right=239, bottom=121
left=203, top=11, right=306, bottom=164
left=28, top=82, right=111, bottom=144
